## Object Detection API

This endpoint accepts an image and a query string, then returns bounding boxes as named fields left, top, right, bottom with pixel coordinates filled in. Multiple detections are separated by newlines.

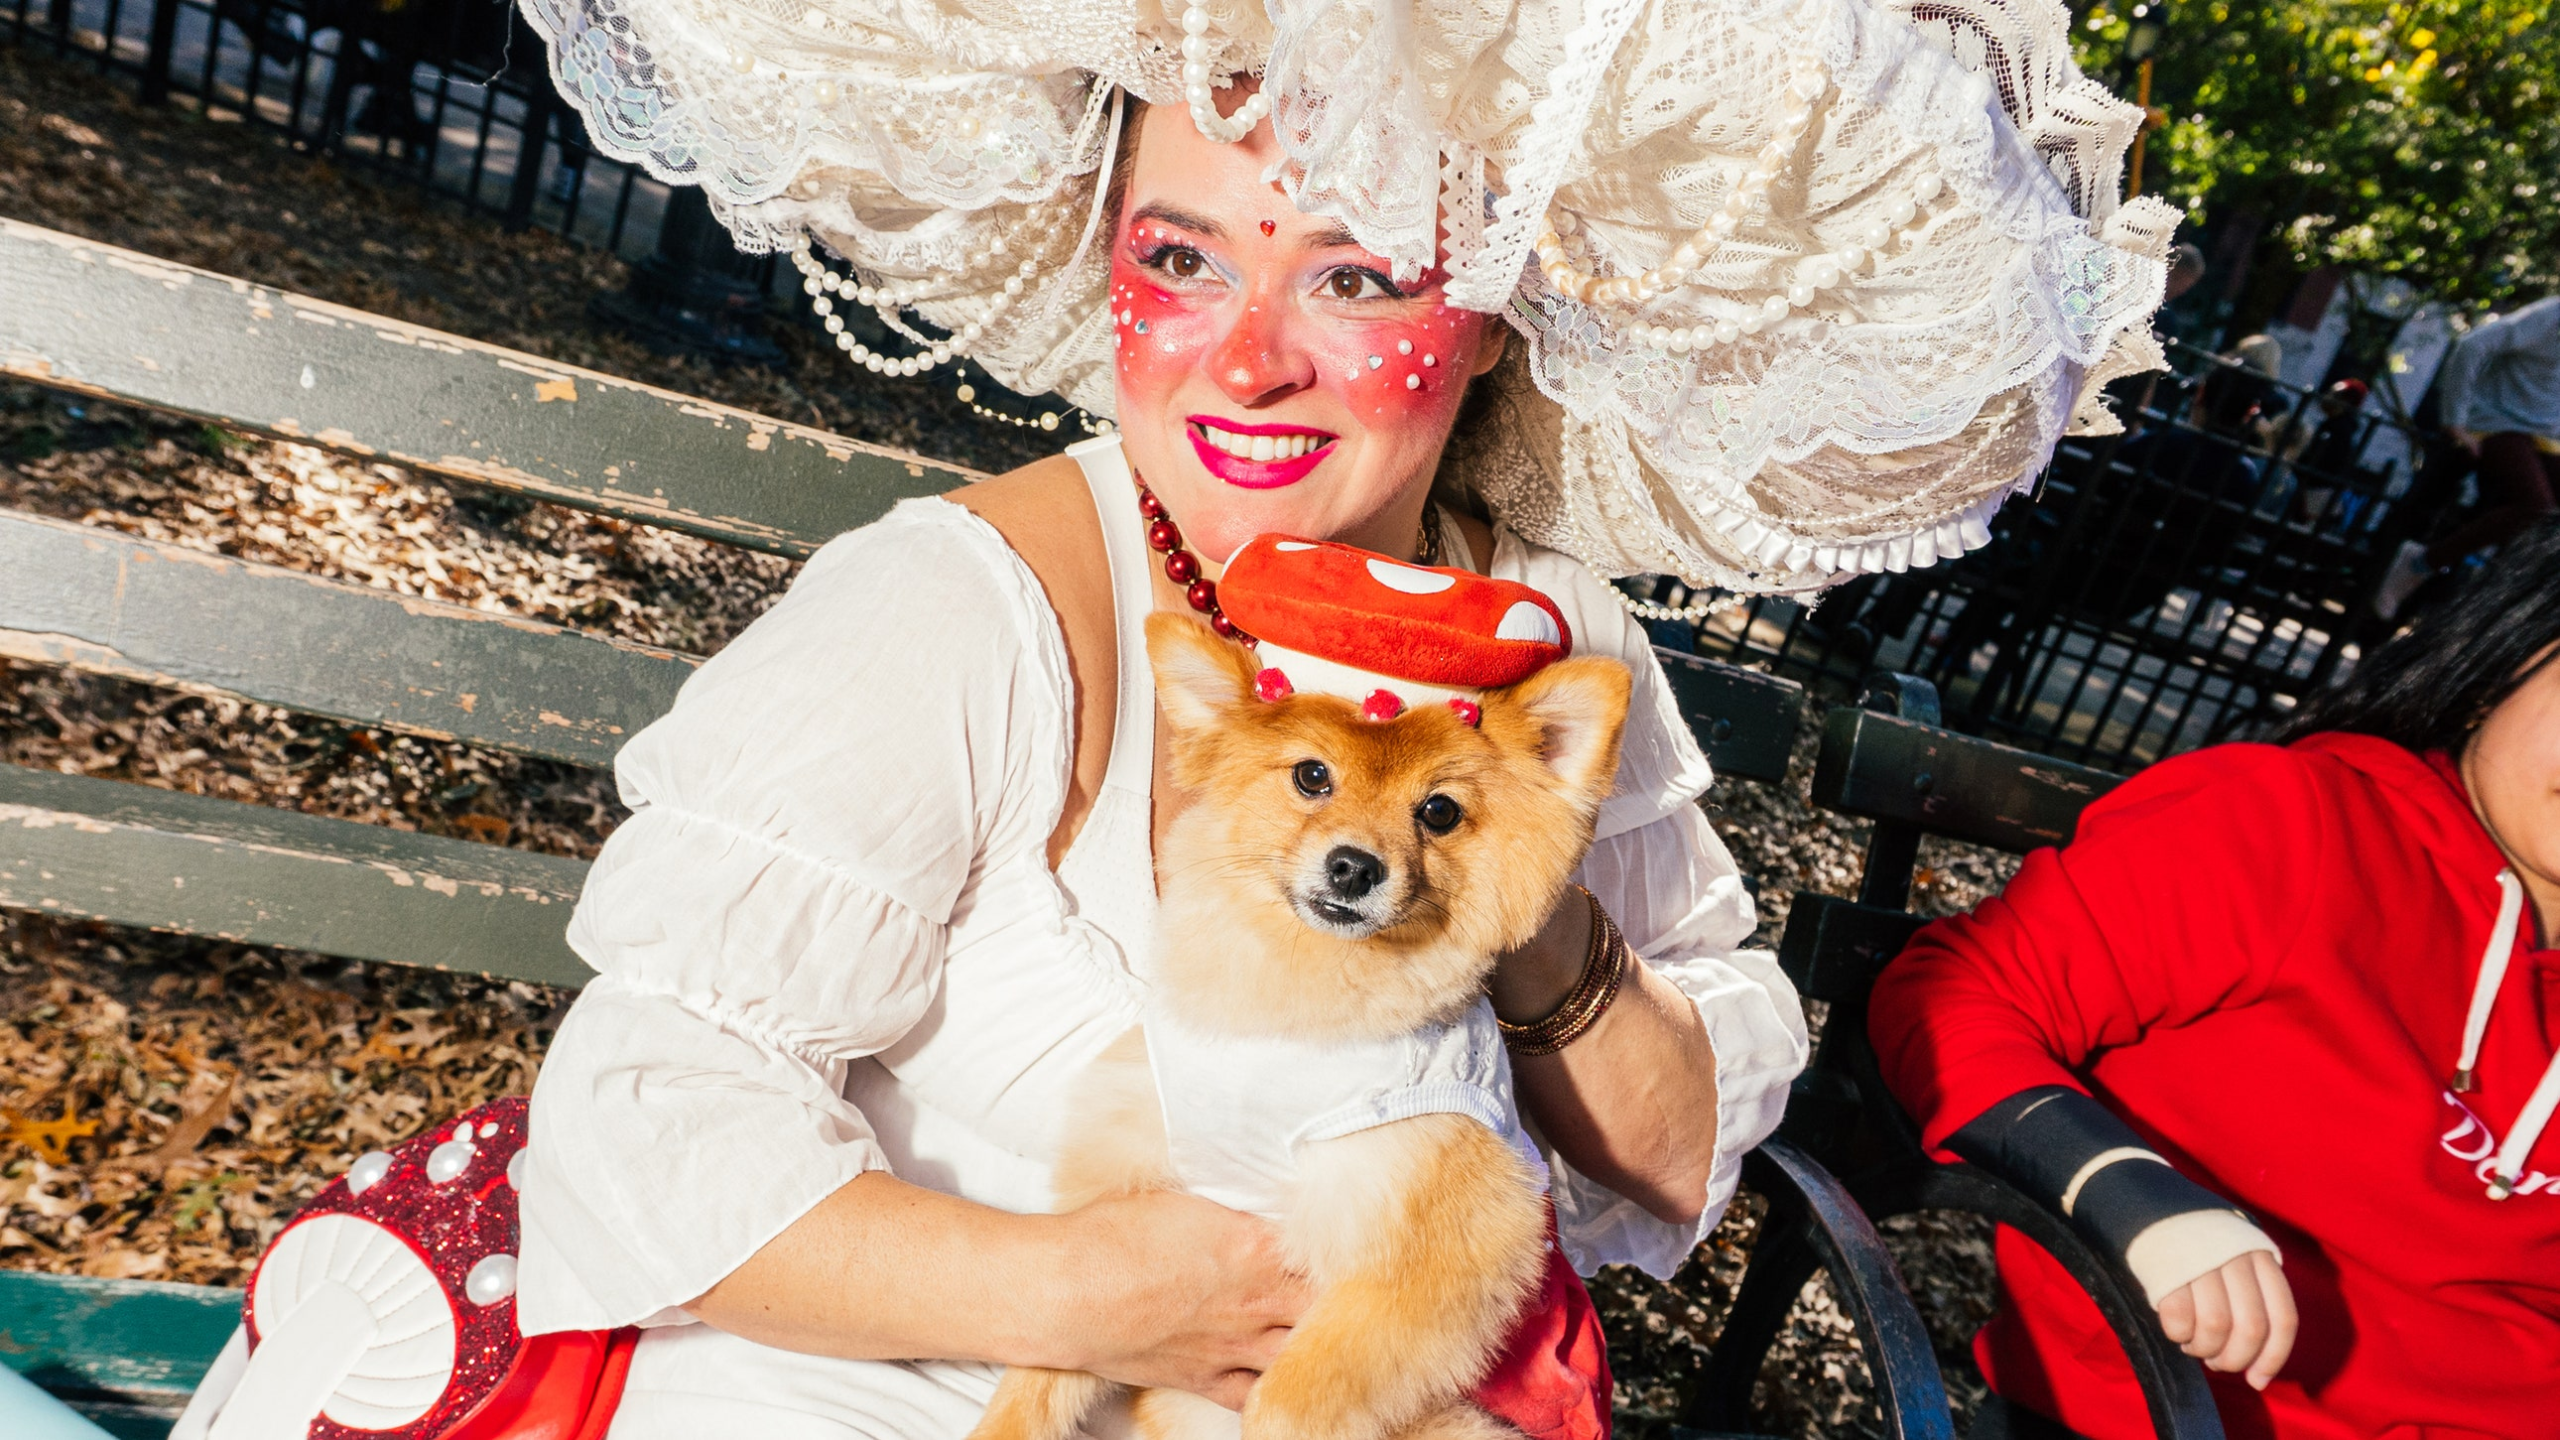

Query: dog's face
left=1147, top=612, right=1631, bottom=1036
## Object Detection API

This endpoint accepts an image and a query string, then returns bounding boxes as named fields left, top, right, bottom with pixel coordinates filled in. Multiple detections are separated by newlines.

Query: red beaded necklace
left=1135, top=475, right=1254, bottom=645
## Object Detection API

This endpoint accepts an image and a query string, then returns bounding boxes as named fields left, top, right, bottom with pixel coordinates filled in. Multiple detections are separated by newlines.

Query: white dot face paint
left=1406, top=374, right=1422, bottom=389
left=1397, top=339, right=1414, bottom=355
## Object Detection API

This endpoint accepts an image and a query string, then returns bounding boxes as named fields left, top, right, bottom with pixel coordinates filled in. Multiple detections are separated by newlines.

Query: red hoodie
left=1870, top=733, right=2560, bottom=1438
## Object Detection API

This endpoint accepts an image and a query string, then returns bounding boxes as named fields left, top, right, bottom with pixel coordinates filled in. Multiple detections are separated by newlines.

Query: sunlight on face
left=2466, top=643, right=2560, bottom=934
left=1108, top=95, right=1504, bottom=566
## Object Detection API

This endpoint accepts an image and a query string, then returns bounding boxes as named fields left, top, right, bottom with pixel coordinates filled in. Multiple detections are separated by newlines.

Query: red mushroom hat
left=1216, top=535, right=1571, bottom=724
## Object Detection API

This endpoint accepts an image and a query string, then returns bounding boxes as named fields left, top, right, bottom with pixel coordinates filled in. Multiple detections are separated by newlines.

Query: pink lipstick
left=1187, top=415, right=1338, bottom=490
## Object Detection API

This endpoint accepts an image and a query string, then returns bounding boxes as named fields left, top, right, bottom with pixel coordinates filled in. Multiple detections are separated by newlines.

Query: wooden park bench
left=1680, top=673, right=2231, bottom=1439
left=0, top=215, right=1953, bottom=1438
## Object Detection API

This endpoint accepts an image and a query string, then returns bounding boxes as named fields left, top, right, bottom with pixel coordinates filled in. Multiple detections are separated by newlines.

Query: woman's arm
left=689, top=1172, right=1307, bottom=1408
left=1491, top=891, right=1719, bottom=1226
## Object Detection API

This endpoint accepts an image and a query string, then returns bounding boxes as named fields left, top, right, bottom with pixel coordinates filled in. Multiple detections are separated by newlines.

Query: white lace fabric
left=518, top=0, right=2176, bottom=593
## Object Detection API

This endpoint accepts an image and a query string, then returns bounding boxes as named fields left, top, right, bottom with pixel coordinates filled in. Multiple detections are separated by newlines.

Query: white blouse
left=517, top=437, right=1807, bottom=1438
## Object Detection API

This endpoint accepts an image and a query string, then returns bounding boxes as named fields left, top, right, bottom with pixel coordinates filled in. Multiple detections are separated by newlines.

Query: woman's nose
left=1207, top=300, right=1315, bottom=407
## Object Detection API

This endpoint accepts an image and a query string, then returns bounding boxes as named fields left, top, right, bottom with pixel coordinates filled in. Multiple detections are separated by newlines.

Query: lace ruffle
left=517, top=0, right=2174, bottom=593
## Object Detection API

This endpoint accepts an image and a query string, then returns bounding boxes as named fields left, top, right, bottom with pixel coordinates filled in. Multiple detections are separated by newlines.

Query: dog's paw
left=1240, top=1369, right=1382, bottom=1440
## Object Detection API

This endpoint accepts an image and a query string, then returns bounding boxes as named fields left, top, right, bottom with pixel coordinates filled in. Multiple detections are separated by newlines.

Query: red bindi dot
left=1260, top=219, right=1277, bottom=236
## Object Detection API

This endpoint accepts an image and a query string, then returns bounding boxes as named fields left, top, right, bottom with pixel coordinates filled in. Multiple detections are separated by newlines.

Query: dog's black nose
left=1325, top=846, right=1386, bottom=900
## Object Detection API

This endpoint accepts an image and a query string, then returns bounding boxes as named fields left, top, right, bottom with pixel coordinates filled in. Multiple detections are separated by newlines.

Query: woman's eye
left=1324, top=268, right=1395, bottom=301
left=1164, top=247, right=1206, bottom=279
left=1416, top=794, right=1463, bottom=834
left=1292, top=760, right=1333, bottom=798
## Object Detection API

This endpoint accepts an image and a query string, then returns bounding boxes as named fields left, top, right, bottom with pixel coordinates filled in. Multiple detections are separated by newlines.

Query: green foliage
left=2078, top=0, right=2560, bottom=305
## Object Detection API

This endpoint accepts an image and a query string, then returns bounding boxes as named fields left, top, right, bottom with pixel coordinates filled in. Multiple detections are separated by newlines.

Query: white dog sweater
left=1143, top=998, right=1548, bottom=1220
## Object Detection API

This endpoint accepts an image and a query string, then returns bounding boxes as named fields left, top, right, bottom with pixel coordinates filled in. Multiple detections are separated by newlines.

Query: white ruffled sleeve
left=1506, top=539, right=1810, bottom=1279
left=516, top=499, right=1072, bottom=1334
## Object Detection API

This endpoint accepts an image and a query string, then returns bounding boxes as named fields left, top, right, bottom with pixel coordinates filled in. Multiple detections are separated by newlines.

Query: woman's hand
left=2155, top=1250, right=2295, bottom=1390
left=1054, top=1189, right=1310, bottom=1408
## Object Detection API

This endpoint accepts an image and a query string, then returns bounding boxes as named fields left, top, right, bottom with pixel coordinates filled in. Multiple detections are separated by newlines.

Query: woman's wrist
left=1489, top=887, right=1594, bottom=1024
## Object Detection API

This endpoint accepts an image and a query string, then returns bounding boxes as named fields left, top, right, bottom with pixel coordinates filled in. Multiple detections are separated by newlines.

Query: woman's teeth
left=1199, top=424, right=1328, bottom=462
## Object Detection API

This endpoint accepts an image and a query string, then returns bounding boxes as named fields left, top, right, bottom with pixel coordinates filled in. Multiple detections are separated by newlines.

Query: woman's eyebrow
left=1128, top=202, right=1225, bottom=239
left=1305, top=220, right=1361, bottom=249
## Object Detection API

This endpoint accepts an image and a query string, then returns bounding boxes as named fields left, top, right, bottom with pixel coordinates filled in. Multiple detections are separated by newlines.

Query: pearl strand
left=1179, top=2, right=1271, bottom=142
left=950, top=366, right=1115, bottom=437
left=1533, top=50, right=1948, bottom=346
left=1613, top=587, right=1745, bottom=625
left=791, top=225, right=1064, bottom=378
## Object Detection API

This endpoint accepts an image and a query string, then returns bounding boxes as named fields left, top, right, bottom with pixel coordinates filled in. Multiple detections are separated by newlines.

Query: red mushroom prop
left=178, top=1098, right=633, bottom=1440
left=1216, top=536, right=1571, bottom=722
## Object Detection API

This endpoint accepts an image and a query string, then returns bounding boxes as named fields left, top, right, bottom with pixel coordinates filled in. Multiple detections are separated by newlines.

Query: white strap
left=2058, top=1146, right=2171, bottom=1217
left=2453, top=870, right=2527, bottom=1086
left=2490, top=1050, right=2560, bottom=1199
left=1065, top=435, right=1156, bottom=797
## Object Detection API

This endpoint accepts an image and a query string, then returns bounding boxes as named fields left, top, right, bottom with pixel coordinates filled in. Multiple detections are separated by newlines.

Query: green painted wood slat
left=0, top=509, right=699, bottom=768
left=0, top=1270, right=236, bottom=1403
left=0, top=764, right=591, bottom=988
left=0, top=218, right=981, bottom=558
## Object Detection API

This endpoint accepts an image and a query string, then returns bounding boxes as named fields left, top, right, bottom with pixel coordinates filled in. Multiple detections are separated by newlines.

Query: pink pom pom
left=1361, top=689, right=1405, bottom=722
left=1446, top=698, right=1482, bottom=727
left=1254, top=667, right=1295, bottom=702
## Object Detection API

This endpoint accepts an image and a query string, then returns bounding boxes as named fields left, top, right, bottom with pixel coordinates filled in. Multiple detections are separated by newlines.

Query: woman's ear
left=1146, top=612, right=1255, bottom=739
left=1502, top=657, right=1631, bottom=804
left=1468, top=321, right=1508, bottom=379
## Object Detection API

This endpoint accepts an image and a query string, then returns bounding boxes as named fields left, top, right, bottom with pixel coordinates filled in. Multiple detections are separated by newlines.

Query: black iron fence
left=4, top=0, right=692, bottom=260
left=1636, top=342, right=2451, bottom=770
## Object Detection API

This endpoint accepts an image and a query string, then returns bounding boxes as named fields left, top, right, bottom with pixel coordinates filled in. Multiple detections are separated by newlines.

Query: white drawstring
left=2450, top=870, right=2557, bottom=1200
left=2451, top=871, right=2526, bottom=1092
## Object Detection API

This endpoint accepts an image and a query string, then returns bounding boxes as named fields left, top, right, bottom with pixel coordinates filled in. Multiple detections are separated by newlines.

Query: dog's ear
left=1147, top=612, right=1256, bottom=738
left=1505, top=657, right=1632, bottom=803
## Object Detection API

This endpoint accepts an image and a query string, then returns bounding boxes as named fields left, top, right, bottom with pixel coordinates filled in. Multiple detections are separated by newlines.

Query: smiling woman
left=169, top=0, right=2180, bottom=1434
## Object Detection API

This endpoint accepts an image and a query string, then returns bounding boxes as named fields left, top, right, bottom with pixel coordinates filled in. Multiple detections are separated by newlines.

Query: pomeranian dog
left=965, top=611, right=1632, bottom=1440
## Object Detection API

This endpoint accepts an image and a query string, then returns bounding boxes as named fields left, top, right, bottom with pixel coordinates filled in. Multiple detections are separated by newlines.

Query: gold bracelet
left=1498, top=887, right=1629, bottom=1057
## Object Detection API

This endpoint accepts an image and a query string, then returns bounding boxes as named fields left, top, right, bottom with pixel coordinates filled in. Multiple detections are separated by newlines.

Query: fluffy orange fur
left=965, top=614, right=1631, bottom=1440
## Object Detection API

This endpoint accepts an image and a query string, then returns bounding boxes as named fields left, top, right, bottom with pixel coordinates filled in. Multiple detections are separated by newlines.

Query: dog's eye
left=1416, top=794, right=1463, bottom=834
left=1292, top=760, right=1333, bottom=798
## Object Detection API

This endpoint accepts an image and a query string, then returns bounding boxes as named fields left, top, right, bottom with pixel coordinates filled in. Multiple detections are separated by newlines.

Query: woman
left=1870, top=521, right=2560, bottom=1439
left=496, top=0, right=2173, bottom=1432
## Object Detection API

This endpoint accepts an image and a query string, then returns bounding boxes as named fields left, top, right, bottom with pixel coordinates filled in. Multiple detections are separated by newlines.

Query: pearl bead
left=426, top=1139, right=476, bottom=1185
left=1397, top=339, right=1414, bottom=354
left=1003, top=276, right=1024, bottom=295
left=1761, top=295, right=1792, bottom=323
left=1653, top=265, right=1688, bottom=288
left=347, top=1151, right=394, bottom=1196
left=1148, top=519, right=1181, bottom=553
left=1165, top=550, right=1200, bottom=584
left=1714, top=320, right=1741, bottom=344
left=465, top=1253, right=519, bottom=1306
left=1859, top=222, right=1891, bottom=249
left=1670, top=328, right=1695, bottom=352
left=1739, top=311, right=1766, bottom=335
left=955, top=115, right=981, bottom=140
left=1834, top=245, right=1868, bottom=271
left=1804, top=257, right=1842, bottom=289
left=1887, top=194, right=1918, bottom=227
left=824, top=315, right=844, bottom=334
left=1181, top=34, right=1206, bottom=59
left=1787, top=282, right=1817, bottom=307
left=1706, top=213, right=1738, bottom=239
left=1913, top=171, right=1943, bottom=203
left=1405, top=373, right=1422, bottom=390
left=1187, top=580, right=1217, bottom=613
left=814, top=80, right=838, bottom=105
left=1183, top=6, right=1209, bottom=32
left=506, top=1149, right=526, bottom=1191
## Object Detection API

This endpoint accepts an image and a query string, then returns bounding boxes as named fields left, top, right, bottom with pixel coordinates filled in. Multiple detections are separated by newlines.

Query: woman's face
left=2466, top=644, right=2560, bottom=940
left=1108, top=99, right=1504, bottom=566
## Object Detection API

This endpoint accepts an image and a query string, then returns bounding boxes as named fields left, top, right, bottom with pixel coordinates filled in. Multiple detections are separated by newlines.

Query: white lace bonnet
left=518, top=0, right=2180, bottom=595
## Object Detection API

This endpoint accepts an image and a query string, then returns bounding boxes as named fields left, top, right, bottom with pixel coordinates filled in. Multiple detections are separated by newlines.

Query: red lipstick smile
left=1187, top=415, right=1338, bottom=490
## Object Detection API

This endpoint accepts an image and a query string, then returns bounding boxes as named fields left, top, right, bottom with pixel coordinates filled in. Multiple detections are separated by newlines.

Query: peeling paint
left=534, top=379, right=578, bottom=404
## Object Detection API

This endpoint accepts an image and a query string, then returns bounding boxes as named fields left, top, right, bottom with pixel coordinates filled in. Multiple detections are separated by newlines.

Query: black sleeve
left=1947, top=1085, right=2243, bottom=1263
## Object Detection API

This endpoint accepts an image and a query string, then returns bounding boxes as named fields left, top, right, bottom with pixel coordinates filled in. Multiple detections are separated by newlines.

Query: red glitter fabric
left=243, top=1098, right=632, bottom=1440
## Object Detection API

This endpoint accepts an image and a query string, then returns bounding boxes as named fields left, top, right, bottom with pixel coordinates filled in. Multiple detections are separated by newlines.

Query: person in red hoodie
left=1870, top=518, right=2560, bottom=1440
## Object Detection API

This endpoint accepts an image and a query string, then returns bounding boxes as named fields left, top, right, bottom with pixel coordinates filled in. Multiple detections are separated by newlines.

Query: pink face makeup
left=1105, top=99, right=1502, bottom=563
left=1109, top=222, right=1489, bottom=496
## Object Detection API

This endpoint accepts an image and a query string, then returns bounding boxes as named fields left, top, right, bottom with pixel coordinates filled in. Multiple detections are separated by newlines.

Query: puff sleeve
left=516, top=500, right=1072, bottom=1333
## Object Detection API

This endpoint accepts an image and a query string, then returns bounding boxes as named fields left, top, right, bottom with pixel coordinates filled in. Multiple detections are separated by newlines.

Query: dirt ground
left=0, top=43, right=2020, bottom=1438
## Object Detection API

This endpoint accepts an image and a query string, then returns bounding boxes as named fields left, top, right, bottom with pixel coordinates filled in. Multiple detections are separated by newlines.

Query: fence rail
left=1644, top=342, right=2448, bottom=770
left=4, top=0, right=699, bottom=264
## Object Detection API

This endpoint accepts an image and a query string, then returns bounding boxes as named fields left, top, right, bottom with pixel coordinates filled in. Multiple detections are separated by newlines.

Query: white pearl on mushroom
left=426, top=1139, right=476, bottom=1185
left=465, top=1253, right=519, bottom=1306
left=507, top=1149, right=527, bottom=1191
left=347, top=1150, right=394, bottom=1196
